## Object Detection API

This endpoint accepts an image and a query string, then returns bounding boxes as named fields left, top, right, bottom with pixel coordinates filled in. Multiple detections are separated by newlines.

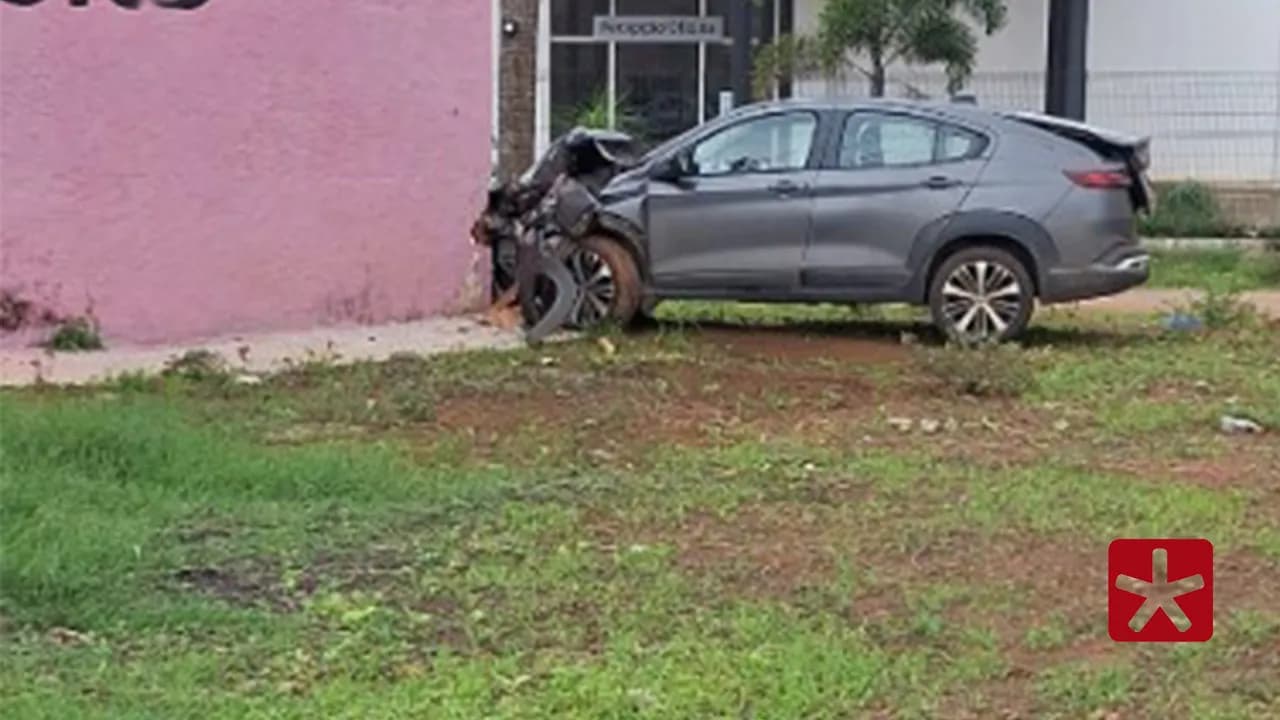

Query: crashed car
left=474, top=99, right=1153, bottom=342
left=473, top=127, right=643, bottom=339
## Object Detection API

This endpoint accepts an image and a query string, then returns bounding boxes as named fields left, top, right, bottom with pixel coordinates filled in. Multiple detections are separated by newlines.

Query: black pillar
left=778, top=0, right=794, bottom=98
left=1045, top=0, right=1089, bottom=120
left=729, top=0, right=753, bottom=107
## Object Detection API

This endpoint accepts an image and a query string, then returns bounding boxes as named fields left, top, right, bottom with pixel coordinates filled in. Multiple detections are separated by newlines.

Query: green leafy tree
left=755, top=0, right=1008, bottom=98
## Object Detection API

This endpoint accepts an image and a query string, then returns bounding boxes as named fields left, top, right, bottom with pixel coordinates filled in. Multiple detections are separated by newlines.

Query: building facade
left=532, top=0, right=1280, bottom=182
left=1, top=0, right=492, bottom=347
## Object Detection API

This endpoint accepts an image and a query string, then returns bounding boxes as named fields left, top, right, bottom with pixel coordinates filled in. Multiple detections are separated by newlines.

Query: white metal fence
left=801, top=71, right=1280, bottom=183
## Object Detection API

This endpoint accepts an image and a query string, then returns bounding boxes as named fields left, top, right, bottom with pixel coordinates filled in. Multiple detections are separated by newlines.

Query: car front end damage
left=471, top=128, right=641, bottom=341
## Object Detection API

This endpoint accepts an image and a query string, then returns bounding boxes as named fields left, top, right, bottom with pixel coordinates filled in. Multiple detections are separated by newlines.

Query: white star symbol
left=1115, top=547, right=1205, bottom=632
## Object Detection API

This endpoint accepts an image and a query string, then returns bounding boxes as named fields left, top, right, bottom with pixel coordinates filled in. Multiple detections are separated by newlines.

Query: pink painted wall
left=0, top=0, right=491, bottom=346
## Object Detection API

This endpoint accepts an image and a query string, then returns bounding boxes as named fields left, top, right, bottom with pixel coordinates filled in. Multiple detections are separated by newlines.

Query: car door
left=645, top=110, right=820, bottom=292
left=804, top=111, right=990, bottom=294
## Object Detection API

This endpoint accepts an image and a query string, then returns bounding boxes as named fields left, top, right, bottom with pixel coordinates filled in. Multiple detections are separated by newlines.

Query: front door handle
left=768, top=179, right=806, bottom=195
left=923, top=176, right=961, bottom=190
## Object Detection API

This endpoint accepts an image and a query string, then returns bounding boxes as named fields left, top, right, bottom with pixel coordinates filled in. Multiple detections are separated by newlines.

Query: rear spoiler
left=1006, top=112, right=1154, bottom=212
left=1005, top=111, right=1150, bottom=171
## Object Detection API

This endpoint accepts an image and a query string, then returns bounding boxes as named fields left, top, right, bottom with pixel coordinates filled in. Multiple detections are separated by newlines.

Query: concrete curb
left=1142, top=237, right=1278, bottom=251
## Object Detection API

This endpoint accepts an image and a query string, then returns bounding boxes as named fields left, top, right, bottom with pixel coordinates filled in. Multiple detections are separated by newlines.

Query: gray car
left=517, top=99, right=1153, bottom=342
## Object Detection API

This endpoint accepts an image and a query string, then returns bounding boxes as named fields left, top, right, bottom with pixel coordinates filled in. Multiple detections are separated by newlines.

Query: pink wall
left=0, top=0, right=492, bottom=346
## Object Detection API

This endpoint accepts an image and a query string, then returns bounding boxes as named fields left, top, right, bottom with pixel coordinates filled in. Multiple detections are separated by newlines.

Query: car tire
left=928, top=246, right=1035, bottom=343
left=520, top=235, right=642, bottom=330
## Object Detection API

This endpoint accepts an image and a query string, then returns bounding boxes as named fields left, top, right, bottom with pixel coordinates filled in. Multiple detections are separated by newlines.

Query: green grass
left=1147, top=248, right=1280, bottom=290
left=2, top=306, right=1278, bottom=718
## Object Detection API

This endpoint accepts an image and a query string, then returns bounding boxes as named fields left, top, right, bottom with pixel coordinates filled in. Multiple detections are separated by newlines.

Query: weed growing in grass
left=1184, top=286, right=1261, bottom=330
left=1024, top=612, right=1071, bottom=651
left=44, top=317, right=103, bottom=352
left=917, top=342, right=1034, bottom=398
left=163, top=349, right=230, bottom=382
left=1036, top=664, right=1134, bottom=718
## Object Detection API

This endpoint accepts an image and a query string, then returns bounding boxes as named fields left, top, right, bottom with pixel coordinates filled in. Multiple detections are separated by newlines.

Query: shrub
left=1139, top=181, right=1239, bottom=238
left=918, top=342, right=1034, bottom=398
left=45, top=317, right=103, bottom=352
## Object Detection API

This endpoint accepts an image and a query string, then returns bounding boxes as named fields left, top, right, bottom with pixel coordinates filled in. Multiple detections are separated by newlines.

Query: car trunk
left=1006, top=112, right=1153, bottom=213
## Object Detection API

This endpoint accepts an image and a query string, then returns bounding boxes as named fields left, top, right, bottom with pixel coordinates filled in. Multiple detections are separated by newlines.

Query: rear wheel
left=928, top=247, right=1035, bottom=343
left=521, top=235, right=641, bottom=330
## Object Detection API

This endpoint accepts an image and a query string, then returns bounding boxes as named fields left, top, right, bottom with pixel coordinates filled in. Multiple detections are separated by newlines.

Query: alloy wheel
left=528, top=247, right=617, bottom=329
left=939, top=259, right=1025, bottom=341
left=565, top=248, right=616, bottom=327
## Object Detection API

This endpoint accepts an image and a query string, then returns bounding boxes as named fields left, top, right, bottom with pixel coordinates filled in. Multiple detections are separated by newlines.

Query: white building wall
left=792, top=0, right=1280, bottom=181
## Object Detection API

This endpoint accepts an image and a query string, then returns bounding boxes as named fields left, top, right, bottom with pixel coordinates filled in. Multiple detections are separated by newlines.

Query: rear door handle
left=923, top=176, right=962, bottom=190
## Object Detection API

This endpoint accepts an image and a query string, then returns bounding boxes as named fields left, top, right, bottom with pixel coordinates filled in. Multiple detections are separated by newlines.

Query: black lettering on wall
left=2, top=0, right=212, bottom=8
left=69, top=0, right=142, bottom=8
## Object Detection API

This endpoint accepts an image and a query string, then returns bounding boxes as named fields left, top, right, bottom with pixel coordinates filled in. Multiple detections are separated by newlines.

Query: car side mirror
left=650, top=152, right=693, bottom=183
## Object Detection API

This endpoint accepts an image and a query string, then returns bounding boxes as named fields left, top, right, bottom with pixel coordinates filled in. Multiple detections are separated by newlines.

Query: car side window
left=839, top=114, right=937, bottom=169
left=939, top=124, right=988, bottom=162
left=838, top=114, right=988, bottom=169
left=690, top=112, right=817, bottom=176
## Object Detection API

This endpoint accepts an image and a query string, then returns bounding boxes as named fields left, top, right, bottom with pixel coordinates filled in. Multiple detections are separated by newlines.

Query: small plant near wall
left=554, top=89, right=649, bottom=142
left=45, top=317, right=103, bottom=352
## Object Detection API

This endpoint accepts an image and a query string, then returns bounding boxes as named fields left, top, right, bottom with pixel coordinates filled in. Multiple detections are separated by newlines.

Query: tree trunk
left=869, top=56, right=886, bottom=97
left=499, top=0, right=538, bottom=181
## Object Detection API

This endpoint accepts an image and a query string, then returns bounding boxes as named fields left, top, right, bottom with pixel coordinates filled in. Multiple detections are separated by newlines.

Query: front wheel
left=928, top=247, right=1035, bottom=343
left=521, top=235, right=642, bottom=331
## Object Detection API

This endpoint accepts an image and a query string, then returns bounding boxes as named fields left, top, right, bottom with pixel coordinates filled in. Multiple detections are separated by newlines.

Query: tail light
left=1065, top=169, right=1132, bottom=189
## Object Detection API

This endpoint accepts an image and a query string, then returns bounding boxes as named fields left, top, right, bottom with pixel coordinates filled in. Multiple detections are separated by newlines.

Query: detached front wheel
left=928, top=247, right=1035, bottom=343
left=521, top=235, right=641, bottom=331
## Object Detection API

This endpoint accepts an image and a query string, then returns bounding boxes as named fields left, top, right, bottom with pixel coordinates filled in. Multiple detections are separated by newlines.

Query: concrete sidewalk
left=0, top=316, right=524, bottom=387
left=3, top=289, right=1276, bottom=388
left=1075, top=289, right=1280, bottom=317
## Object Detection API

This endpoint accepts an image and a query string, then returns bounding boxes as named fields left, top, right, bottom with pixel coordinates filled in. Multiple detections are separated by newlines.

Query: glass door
left=615, top=0, right=701, bottom=144
left=547, top=0, right=782, bottom=146
left=615, top=43, right=699, bottom=143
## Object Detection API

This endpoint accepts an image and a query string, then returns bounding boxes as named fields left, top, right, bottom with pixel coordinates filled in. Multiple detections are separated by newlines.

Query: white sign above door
left=592, top=15, right=725, bottom=43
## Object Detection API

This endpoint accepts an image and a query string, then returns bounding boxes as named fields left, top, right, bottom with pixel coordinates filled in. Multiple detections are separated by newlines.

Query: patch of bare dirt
left=170, top=546, right=438, bottom=612
left=1086, top=437, right=1280, bottom=492
left=587, top=503, right=837, bottom=598
left=695, top=326, right=911, bottom=364
left=433, top=386, right=582, bottom=439
left=1169, top=452, right=1280, bottom=490
left=426, top=357, right=883, bottom=463
left=172, top=565, right=307, bottom=612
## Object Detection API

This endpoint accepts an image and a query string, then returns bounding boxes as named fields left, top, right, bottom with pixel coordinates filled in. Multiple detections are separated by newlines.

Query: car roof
left=735, top=97, right=1005, bottom=128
